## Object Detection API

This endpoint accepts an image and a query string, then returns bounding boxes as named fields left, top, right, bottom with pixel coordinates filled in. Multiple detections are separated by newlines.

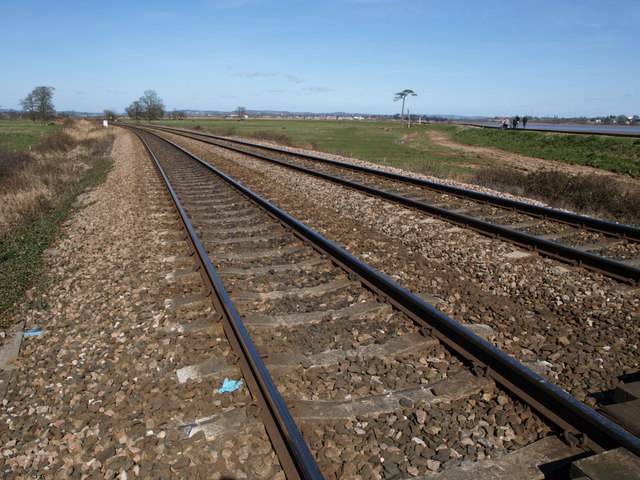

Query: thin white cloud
left=286, top=75, right=304, bottom=84
left=303, top=87, right=331, bottom=93
left=234, top=71, right=278, bottom=78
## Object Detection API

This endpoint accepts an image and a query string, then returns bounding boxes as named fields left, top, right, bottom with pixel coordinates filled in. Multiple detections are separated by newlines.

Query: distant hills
left=178, top=110, right=488, bottom=120
left=0, top=109, right=102, bottom=118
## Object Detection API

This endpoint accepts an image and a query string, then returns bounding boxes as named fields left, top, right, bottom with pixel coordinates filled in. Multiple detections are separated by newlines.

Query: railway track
left=154, top=125, right=638, bottom=409
left=125, top=124, right=639, bottom=479
left=144, top=124, right=640, bottom=285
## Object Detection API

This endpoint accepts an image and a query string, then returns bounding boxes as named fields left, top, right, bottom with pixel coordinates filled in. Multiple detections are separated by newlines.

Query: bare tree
left=125, top=100, right=143, bottom=120
left=236, top=106, right=246, bottom=120
left=139, top=90, right=165, bottom=123
left=393, top=89, right=417, bottom=126
left=21, top=86, right=55, bottom=123
left=126, top=91, right=164, bottom=122
left=170, top=109, right=186, bottom=120
left=21, top=95, right=37, bottom=122
left=103, top=109, right=118, bottom=122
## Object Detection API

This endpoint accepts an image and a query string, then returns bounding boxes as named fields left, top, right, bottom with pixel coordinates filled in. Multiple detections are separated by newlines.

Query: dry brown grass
left=0, top=120, right=113, bottom=237
left=474, top=166, right=640, bottom=226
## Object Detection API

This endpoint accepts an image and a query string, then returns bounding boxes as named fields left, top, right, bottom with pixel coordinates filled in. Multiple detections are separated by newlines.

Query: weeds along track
left=147, top=124, right=640, bottom=284
left=127, top=125, right=639, bottom=479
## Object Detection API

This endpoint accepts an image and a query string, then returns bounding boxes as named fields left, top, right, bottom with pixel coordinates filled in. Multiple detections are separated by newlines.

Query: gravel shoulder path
left=0, top=130, right=280, bottom=479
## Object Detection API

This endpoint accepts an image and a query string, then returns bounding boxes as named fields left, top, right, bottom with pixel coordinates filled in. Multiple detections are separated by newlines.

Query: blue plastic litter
left=218, top=378, right=243, bottom=393
left=23, top=326, right=44, bottom=337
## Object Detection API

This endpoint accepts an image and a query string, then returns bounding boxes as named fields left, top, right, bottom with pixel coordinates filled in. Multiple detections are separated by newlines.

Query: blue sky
left=1, top=0, right=638, bottom=117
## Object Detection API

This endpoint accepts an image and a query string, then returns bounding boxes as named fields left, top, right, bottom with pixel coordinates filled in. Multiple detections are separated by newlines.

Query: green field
left=447, top=126, right=640, bottom=178
left=0, top=120, right=63, bottom=151
left=155, top=119, right=491, bottom=179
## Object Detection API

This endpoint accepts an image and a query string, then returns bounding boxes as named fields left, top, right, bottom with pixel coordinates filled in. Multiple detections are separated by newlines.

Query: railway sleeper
left=184, top=199, right=248, bottom=210
left=243, top=299, right=391, bottom=327
left=414, top=435, right=585, bottom=479
left=265, top=332, right=437, bottom=371
left=289, top=369, right=493, bottom=422
left=186, top=206, right=257, bottom=219
left=199, top=222, right=282, bottom=236
left=538, top=228, right=584, bottom=241
left=217, top=257, right=330, bottom=278
left=200, top=231, right=291, bottom=246
left=213, top=245, right=306, bottom=261
left=230, top=277, right=356, bottom=302
left=179, top=407, right=251, bottom=441
left=574, top=237, right=623, bottom=253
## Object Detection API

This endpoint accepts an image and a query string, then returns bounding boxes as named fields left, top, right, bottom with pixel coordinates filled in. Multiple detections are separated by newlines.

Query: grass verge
left=474, top=166, right=640, bottom=225
left=446, top=125, right=640, bottom=178
left=0, top=121, right=114, bottom=329
left=0, top=157, right=113, bottom=328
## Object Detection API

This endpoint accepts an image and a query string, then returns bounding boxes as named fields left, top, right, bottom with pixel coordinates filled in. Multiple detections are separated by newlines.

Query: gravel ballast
left=162, top=132, right=639, bottom=403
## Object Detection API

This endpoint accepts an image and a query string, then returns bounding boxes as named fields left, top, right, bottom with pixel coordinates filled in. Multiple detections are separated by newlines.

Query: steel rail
left=129, top=127, right=324, bottom=480
left=143, top=124, right=640, bottom=284
left=130, top=125, right=640, bottom=457
left=146, top=123, right=640, bottom=241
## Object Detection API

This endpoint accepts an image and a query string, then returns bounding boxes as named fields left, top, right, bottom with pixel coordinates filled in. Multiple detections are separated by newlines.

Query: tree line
left=3, top=86, right=170, bottom=124
left=8, top=86, right=638, bottom=127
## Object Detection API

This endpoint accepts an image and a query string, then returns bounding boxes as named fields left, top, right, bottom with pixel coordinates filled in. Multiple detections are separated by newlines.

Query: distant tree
left=21, top=95, right=37, bottom=122
left=125, top=100, right=143, bottom=120
left=139, top=90, right=164, bottom=123
left=170, top=109, right=186, bottom=120
left=236, top=106, right=246, bottom=120
left=126, top=91, right=164, bottom=122
left=393, top=89, right=417, bottom=126
left=103, top=109, right=118, bottom=122
left=21, top=86, right=55, bottom=123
